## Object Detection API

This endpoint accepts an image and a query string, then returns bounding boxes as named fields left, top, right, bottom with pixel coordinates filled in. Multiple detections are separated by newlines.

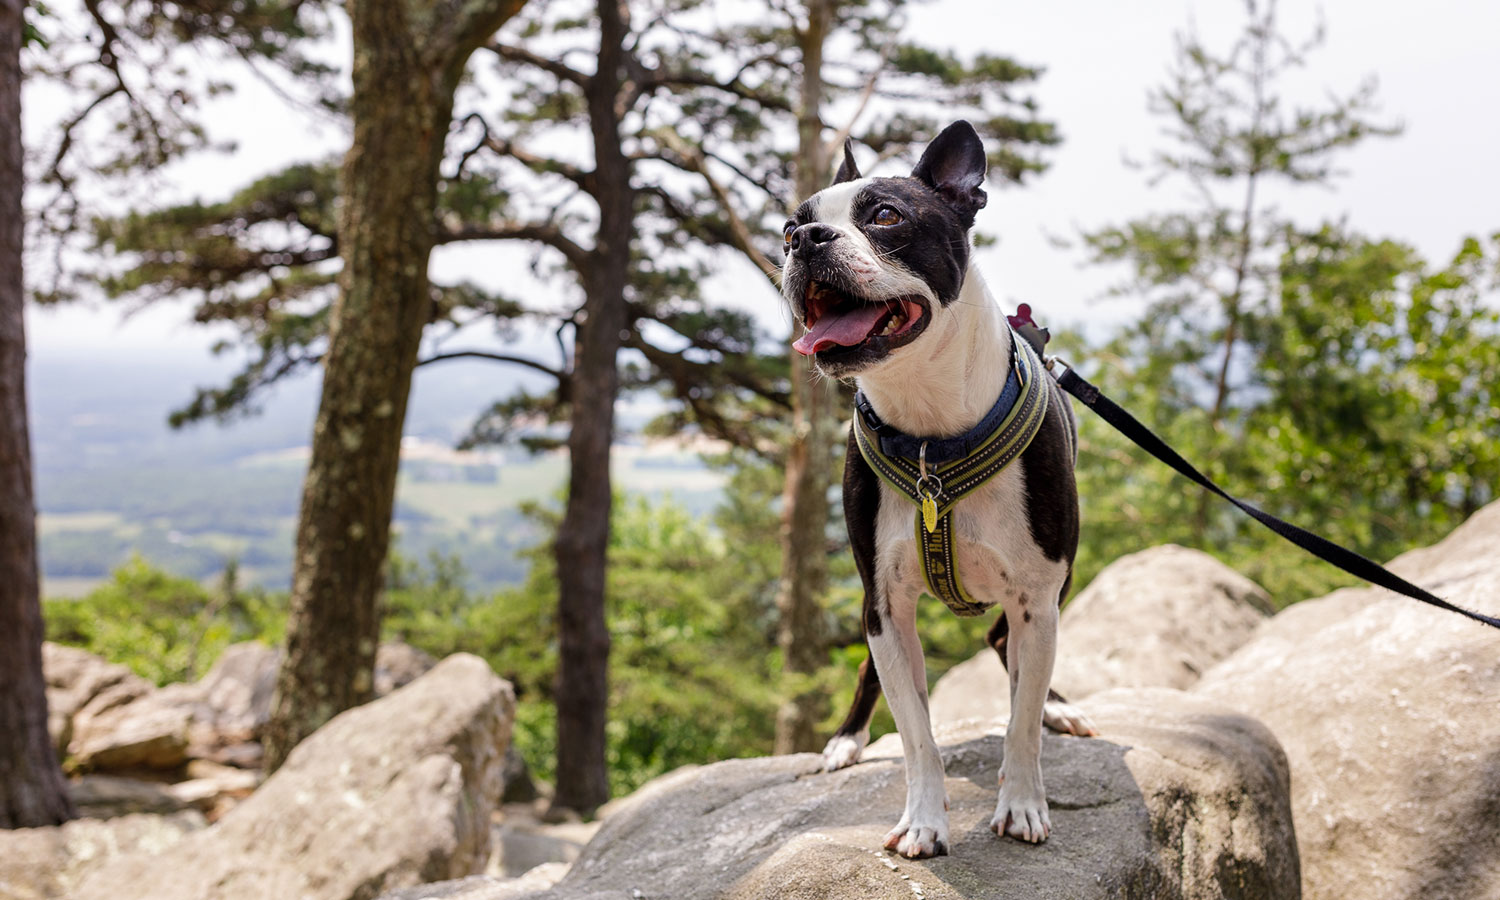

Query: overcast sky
left=24, top=0, right=1500, bottom=366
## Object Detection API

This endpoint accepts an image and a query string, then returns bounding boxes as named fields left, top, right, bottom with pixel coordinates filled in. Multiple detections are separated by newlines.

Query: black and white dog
left=781, top=120, right=1095, bottom=858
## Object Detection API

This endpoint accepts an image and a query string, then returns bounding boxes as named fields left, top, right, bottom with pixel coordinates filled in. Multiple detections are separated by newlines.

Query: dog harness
left=852, top=328, right=1052, bottom=616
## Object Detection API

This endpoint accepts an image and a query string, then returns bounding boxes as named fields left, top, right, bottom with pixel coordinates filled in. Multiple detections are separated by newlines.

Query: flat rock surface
left=0, top=811, right=204, bottom=900
left=930, top=545, right=1271, bottom=726
left=68, top=653, right=516, bottom=900
left=478, top=689, right=1296, bottom=900
left=1194, top=501, right=1500, bottom=900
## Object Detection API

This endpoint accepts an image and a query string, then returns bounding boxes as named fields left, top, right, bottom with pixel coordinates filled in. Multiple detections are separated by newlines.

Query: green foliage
left=1062, top=0, right=1488, bottom=605
left=385, top=491, right=783, bottom=796
left=1069, top=230, right=1500, bottom=604
left=45, top=558, right=285, bottom=684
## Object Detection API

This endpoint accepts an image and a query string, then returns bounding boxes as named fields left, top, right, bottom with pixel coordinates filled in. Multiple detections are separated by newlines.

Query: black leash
left=1054, top=363, right=1500, bottom=631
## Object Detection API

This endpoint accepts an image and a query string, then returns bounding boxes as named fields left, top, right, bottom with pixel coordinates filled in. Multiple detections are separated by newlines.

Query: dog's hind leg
left=822, top=652, right=880, bottom=771
left=987, top=610, right=1096, bottom=738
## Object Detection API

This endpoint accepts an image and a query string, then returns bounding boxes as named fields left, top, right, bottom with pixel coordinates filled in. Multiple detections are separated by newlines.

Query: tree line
left=4, top=0, right=1498, bottom=827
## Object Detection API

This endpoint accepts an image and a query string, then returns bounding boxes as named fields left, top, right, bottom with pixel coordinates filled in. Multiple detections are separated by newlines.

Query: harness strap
left=1055, top=364, right=1500, bottom=631
left=854, top=332, right=1050, bottom=616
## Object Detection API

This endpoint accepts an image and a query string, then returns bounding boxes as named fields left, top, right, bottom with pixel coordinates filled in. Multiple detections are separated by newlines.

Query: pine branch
left=417, top=349, right=565, bottom=380
left=488, top=41, right=589, bottom=86
left=651, top=131, right=778, bottom=278
left=439, top=220, right=591, bottom=269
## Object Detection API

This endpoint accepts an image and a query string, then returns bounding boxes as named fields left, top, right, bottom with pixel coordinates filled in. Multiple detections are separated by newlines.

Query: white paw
left=821, top=731, right=868, bottom=772
left=990, top=774, right=1051, bottom=844
left=1043, top=700, right=1098, bottom=737
left=883, top=813, right=950, bottom=858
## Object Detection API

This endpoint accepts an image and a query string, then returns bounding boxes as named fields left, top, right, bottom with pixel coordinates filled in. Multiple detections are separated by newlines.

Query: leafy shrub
left=45, top=556, right=285, bottom=684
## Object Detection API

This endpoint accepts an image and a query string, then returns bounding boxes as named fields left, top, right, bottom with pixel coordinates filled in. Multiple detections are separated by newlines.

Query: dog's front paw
left=821, top=731, right=868, bottom=772
left=1043, top=699, right=1098, bottom=737
left=883, top=812, right=950, bottom=859
left=990, top=775, right=1051, bottom=843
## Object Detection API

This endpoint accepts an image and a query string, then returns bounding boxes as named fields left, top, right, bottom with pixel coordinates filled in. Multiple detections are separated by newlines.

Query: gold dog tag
left=922, top=496, right=938, bottom=533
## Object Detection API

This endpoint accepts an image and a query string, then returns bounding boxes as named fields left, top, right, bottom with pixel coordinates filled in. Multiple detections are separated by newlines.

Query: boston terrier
left=781, top=120, right=1096, bottom=858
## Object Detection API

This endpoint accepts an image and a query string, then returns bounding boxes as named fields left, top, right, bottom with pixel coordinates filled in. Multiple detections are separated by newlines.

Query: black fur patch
left=843, top=425, right=884, bottom=638
left=850, top=180, right=970, bottom=306
left=911, top=120, right=989, bottom=227
left=833, top=137, right=861, bottom=185
left=1019, top=378, right=1081, bottom=564
left=828, top=652, right=882, bottom=740
left=783, top=178, right=971, bottom=310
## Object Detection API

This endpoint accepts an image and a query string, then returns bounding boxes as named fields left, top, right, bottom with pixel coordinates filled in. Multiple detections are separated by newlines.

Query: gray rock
left=165, top=760, right=261, bottom=819
left=67, top=775, right=191, bottom=819
left=500, top=744, right=540, bottom=804
left=377, top=865, right=570, bottom=900
left=42, top=643, right=153, bottom=756
left=56, top=642, right=281, bottom=773
left=69, top=653, right=517, bottom=900
left=377, top=641, right=439, bottom=696
left=1194, top=500, right=1500, bottom=900
left=930, top=545, right=1271, bottom=727
left=0, top=811, right=204, bottom=900
left=67, top=691, right=191, bottom=772
left=186, top=641, right=280, bottom=744
left=489, top=689, right=1296, bottom=900
left=487, top=815, right=597, bottom=878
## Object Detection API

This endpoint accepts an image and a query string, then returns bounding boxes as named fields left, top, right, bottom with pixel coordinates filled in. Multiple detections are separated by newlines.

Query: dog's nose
left=790, top=223, right=839, bottom=254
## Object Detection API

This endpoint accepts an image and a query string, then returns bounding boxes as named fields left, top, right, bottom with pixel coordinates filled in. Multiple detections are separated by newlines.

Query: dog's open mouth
left=792, top=281, right=927, bottom=357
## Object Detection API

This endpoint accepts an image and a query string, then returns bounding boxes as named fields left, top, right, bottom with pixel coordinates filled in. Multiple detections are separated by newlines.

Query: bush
left=45, top=556, right=284, bottom=684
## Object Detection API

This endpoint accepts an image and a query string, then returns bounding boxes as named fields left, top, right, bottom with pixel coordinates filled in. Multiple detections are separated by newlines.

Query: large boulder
left=179, top=640, right=280, bottom=745
left=450, top=689, right=1296, bottom=900
left=1193, top=501, right=1500, bottom=900
left=376, top=641, right=438, bottom=696
left=67, top=690, right=192, bottom=772
left=53, top=642, right=280, bottom=772
left=41, top=643, right=153, bottom=755
left=0, top=811, right=204, bottom=900
left=930, top=545, right=1271, bottom=726
left=69, top=653, right=516, bottom=900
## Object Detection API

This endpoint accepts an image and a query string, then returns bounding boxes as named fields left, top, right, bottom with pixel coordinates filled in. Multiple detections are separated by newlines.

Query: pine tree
left=1, top=0, right=75, bottom=828
left=24, top=0, right=531, bottom=769
left=260, top=0, right=531, bottom=770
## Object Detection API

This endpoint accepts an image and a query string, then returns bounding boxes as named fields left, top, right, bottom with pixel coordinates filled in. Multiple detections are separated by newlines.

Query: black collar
left=853, top=334, right=1024, bottom=465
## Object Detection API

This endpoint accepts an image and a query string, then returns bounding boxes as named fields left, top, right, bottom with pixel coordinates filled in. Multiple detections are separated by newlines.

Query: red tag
left=1006, top=303, right=1037, bottom=331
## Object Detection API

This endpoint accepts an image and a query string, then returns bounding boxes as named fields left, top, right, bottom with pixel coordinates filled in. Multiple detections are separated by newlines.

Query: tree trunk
left=549, top=0, right=632, bottom=816
left=773, top=0, right=840, bottom=755
left=0, top=0, right=75, bottom=828
left=263, top=0, right=525, bottom=771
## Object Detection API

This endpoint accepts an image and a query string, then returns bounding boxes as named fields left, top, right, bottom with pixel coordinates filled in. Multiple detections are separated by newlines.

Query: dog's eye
left=783, top=222, right=796, bottom=247
left=872, top=207, right=902, bottom=227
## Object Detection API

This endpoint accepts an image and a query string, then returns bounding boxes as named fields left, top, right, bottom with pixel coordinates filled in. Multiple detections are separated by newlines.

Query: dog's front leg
left=869, top=584, right=950, bottom=858
left=990, top=571, right=1065, bottom=843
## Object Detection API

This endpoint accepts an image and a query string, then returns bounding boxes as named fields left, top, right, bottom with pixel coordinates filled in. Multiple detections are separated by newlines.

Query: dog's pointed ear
left=912, top=120, right=988, bottom=223
left=832, top=138, right=861, bottom=185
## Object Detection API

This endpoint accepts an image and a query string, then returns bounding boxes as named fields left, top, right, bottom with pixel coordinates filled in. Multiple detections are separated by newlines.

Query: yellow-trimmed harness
left=852, top=330, right=1050, bottom=616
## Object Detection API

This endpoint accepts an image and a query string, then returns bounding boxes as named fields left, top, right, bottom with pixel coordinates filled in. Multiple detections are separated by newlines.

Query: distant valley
left=31, top=351, right=724, bottom=597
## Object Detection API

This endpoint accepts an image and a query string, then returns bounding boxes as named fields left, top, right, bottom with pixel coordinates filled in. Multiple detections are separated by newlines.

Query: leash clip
left=1044, top=354, right=1069, bottom=373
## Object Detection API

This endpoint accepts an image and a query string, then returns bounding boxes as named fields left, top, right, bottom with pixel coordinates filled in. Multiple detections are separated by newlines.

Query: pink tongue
left=793, top=304, right=891, bottom=355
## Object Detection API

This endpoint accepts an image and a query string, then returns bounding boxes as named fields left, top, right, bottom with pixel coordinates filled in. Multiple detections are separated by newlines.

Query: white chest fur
left=857, top=268, right=1069, bottom=609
